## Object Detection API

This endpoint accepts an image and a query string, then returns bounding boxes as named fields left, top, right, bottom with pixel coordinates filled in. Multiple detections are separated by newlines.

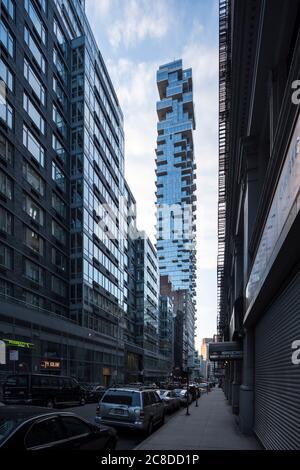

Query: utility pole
left=186, top=367, right=190, bottom=416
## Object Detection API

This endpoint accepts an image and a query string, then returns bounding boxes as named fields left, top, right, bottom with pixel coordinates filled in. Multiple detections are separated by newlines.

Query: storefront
left=243, top=112, right=300, bottom=449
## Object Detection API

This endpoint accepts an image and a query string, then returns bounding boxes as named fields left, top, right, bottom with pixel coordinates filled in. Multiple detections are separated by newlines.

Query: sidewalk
left=135, top=388, right=261, bottom=450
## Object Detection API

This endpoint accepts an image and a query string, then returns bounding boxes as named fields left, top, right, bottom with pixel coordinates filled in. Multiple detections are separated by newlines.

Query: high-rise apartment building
left=135, top=232, right=161, bottom=381
left=0, top=0, right=126, bottom=384
left=155, top=59, right=197, bottom=295
left=155, top=60, right=197, bottom=368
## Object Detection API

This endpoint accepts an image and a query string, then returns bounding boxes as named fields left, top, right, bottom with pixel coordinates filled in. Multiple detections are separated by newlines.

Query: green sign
left=3, top=339, right=34, bottom=349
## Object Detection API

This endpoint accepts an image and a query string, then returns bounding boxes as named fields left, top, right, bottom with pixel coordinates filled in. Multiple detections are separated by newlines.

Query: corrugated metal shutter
left=254, top=269, right=300, bottom=449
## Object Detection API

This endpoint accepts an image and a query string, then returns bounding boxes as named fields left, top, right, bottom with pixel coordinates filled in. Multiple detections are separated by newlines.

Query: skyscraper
left=156, top=59, right=197, bottom=296
left=0, top=0, right=126, bottom=384
left=155, top=60, right=197, bottom=367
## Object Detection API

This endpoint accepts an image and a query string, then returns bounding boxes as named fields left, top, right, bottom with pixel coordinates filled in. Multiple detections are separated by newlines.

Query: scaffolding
left=217, top=0, right=231, bottom=337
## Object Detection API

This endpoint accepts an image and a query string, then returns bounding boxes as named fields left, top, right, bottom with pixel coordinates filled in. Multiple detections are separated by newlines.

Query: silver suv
left=95, top=387, right=165, bottom=435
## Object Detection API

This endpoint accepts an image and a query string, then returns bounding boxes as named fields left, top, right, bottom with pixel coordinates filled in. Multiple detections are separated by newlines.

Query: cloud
left=85, top=0, right=219, bottom=341
left=106, top=0, right=171, bottom=49
left=85, top=0, right=113, bottom=19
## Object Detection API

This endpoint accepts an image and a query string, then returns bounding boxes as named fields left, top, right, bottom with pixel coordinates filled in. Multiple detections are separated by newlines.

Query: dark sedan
left=81, top=384, right=106, bottom=403
left=0, top=406, right=117, bottom=450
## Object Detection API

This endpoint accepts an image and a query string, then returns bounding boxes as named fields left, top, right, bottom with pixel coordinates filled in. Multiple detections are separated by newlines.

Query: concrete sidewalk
left=135, top=388, right=261, bottom=450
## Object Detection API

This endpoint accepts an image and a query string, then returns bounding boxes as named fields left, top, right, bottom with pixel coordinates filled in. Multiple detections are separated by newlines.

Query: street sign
left=9, top=350, right=19, bottom=361
left=0, top=340, right=6, bottom=365
left=3, top=339, right=34, bottom=349
left=209, top=342, right=243, bottom=361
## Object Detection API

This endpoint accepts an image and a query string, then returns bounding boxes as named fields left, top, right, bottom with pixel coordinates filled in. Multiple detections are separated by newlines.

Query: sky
left=85, top=0, right=219, bottom=350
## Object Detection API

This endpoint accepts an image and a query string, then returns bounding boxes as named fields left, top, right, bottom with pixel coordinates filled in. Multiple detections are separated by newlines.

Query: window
left=23, top=124, right=45, bottom=166
left=0, top=133, right=13, bottom=163
left=25, top=418, right=65, bottom=449
left=51, top=247, right=66, bottom=271
left=23, top=93, right=45, bottom=134
left=0, top=58, right=13, bottom=91
left=52, top=161, right=66, bottom=192
left=24, top=258, right=44, bottom=285
left=52, top=104, right=66, bottom=138
left=0, top=206, right=12, bottom=233
left=23, top=290, right=44, bottom=308
left=24, top=59, right=45, bottom=105
left=60, top=417, right=91, bottom=438
left=0, top=20, right=14, bottom=57
left=53, top=76, right=67, bottom=108
left=53, top=18, right=67, bottom=57
left=52, top=220, right=66, bottom=245
left=0, top=101, right=13, bottom=129
left=23, top=194, right=44, bottom=226
left=51, top=275, right=66, bottom=297
left=53, top=48, right=66, bottom=82
left=71, top=74, right=84, bottom=99
left=24, top=226, right=44, bottom=254
left=24, top=27, right=46, bottom=73
left=22, top=161, right=45, bottom=196
left=52, top=192, right=66, bottom=219
left=102, top=392, right=141, bottom=406
left=36, top=0, right=46, bottom=13
left=1, top=0, right=15, bottom=20
left=51, top=302, right=67, bottom=318
left=0, top=169, right=12, bottom=199
left=24, top=0, right=46, bottom=44
left=0, top=279, right=13, bottom=297
left=52, top=134, right=66, bottom=164
left=0, top=242, right=12, bottom=269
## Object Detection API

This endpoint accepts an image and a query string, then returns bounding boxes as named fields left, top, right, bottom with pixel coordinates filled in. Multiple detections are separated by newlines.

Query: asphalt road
left=64, top=403, right=182, bottom=450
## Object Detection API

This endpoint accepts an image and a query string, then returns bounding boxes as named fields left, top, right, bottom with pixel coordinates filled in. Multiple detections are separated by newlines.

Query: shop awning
left=209, top=342, right=243, bottom=361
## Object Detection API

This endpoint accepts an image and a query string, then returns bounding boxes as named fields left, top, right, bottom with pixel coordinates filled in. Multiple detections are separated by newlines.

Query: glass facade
left=155, top=60, right=197, bottom=367
left=155, top=60, right=197, bottom=297
left=0, top=0, right=127, bottom=383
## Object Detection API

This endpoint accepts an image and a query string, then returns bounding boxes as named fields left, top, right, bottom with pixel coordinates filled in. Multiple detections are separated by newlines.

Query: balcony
left=157, top=98, right=173, bottom=120
left=166, top=84, right=183, bottom=99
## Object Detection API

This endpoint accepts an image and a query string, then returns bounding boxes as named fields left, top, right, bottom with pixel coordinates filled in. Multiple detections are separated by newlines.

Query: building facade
left=218, top=0, right=300, bottom=449
left=0, top=0, right=127, bottom=385
left=158, top=294, right=174, bottom=377
left=160, top=275, right=195, bottom=372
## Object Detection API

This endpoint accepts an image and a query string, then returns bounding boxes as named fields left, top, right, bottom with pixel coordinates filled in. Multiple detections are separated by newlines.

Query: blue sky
left=85, top=0, right=219, bottom=350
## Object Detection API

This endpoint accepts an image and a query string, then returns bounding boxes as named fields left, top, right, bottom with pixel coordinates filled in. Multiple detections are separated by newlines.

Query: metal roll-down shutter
left=254, top=269, right=300, bottom=449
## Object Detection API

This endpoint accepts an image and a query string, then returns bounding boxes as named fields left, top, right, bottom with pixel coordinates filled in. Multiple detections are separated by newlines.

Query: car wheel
left=46, top=398, right=54, bottom=408
left=79, top=397, right=86, bottom=406
left=104, top=438, right=116, bottom=451
left=160, top=413, right=165, bottom=426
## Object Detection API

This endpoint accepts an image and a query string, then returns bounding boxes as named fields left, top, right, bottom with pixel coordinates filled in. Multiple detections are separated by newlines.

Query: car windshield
left=102, top=391, right=141, bottom=406
left=159, top=390, right=167, bottom=396
left=5, top=376, right=28, bottom=387
left=0, top=418, right=24, bottom=444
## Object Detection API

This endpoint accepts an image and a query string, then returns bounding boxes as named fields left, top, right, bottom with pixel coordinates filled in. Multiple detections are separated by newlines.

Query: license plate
left=110, top=408, right=127, bottom=415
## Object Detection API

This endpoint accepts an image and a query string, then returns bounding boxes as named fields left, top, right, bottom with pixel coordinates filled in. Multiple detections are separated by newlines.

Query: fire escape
left=217, top=0, right=231, bottom=340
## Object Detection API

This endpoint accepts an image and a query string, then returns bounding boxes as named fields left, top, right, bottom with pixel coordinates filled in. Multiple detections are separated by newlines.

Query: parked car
left=173, top=388, right=192, bottom=406
left=95, top=387, right=165, bottom=435
left=0, top=406, right=117, bottom=450
left=198, top=382, right=209, bottom=394
left=80, top=384, right=106, bottom=403
left=2, top=374, right=86, bottom=408
left=158, top=390, right=181, bottom=413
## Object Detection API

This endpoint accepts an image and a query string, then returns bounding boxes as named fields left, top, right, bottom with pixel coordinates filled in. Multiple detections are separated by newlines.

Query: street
left=63, top=403, right=181, bottom=450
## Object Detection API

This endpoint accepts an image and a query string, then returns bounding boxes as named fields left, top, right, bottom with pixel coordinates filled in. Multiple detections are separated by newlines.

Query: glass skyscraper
left=0, top=0, right=127, bottom=383
left=155, top=60, right=197, bottom=297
